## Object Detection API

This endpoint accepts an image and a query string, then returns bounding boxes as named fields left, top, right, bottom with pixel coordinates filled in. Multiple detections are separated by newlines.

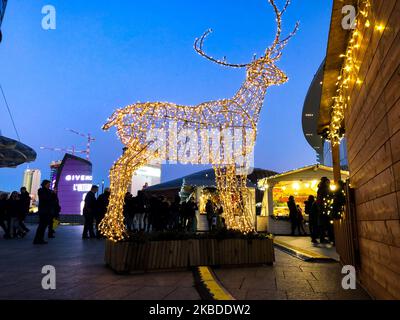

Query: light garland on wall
left=99, top=0, right=298, bottom=241
left=328, top=0, right=372, bottom=145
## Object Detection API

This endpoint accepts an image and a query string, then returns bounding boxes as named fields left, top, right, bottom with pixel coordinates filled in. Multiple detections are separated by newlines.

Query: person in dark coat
left=33, top=180, right=53, bottom=244
left=19, top=187, right=31, bottom=233
left=296, top=205, right=306, bottom=235
left=287, top=196, right=298, bottom=236
left=48, top=188, right=61, bottom=239
left=157, top=196, right=170, bottom=232
left=95, top=187, right=110, bottom=238
left=123, top=192, right=134, bottom=231
left=82, top=185, right=98, bottom=239
left=305, top=195, right=318, bottom=243
left=0, top=193, right=11, bottom=239
left=7, top=192, right=25, bottom=238
left=135, top=191, right=147, bottom=231
left=317, top=177, right=332, bottom=243
left=186, top=198, right=198, bottom=232
left=169, top=195, right=181, bottom=231
left=205, top=199, right=214, bottom=231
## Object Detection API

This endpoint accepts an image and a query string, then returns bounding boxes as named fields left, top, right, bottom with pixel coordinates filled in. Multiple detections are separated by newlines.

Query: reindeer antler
left=194, top=29, right=250, bottom=68
left=265, top=0, right=299, bottom=59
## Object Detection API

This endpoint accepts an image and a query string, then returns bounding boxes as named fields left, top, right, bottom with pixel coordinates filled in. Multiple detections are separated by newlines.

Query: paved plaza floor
left=213, top=250, right=369, bottom=300
left=0, top=225, right=370, bottom=300
left=0, top=225, right=200, bottom=300
left=274, top=236, right=340, bottom=261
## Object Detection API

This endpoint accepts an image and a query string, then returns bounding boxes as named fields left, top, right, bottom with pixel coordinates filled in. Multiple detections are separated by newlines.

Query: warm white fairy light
left=100, top=0, right=298, bottom=241
left=328, top=0, right=372, bottom=145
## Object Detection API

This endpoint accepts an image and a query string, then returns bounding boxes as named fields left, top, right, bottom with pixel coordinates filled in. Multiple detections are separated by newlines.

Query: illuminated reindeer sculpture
left=100, top=0, right=298, bottom=241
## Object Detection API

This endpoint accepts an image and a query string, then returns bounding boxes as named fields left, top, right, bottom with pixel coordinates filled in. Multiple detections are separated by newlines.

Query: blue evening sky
left=0, top=0, right=332, bottom=191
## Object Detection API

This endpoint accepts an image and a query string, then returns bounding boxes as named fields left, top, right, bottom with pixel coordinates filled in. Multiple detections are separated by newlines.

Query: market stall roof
left=0, top=135, right=37, bottom=168
left=318, top=0, right=356, bottom=134
left=146, top=168, right=278, bottom=191
left=259, top=164, right=349, bottom=185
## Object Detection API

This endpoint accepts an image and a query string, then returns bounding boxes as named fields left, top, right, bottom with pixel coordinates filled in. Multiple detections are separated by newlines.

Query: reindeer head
left=194, top=0, right=299, bottom=87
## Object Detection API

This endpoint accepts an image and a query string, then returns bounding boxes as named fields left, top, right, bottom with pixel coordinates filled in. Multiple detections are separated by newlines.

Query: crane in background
left=40, top=146, right=89, bottom=158
left=65, top=128, right=95, bottom=160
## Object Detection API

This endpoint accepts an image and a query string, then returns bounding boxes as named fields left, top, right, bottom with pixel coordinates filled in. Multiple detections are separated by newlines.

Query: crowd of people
left=287, top=177, right=346, bottom=245
left=2, top=176, right=347, bottom=245
left=1, top=179, right=222, bottom=243
left=0, top=187, right=32, bottom=239
left=122, top=192, right=209, bottom=233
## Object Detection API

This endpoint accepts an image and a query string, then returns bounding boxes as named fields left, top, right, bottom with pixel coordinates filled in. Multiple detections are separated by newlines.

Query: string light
left=328, top=0, right=372, bottom=145
left=99, top=0, right=298, bottom=241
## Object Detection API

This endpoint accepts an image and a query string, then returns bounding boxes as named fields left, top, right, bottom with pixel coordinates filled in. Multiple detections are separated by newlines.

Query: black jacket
left=83, top=191, right=97, bottom=216
left=20, top=191, right=31, bottom=213
left=96, top=192, right=110, bottom=218
left=51, top=192, right=61, bottom=217
left=7, top=199, right=22, bottom=219
left=38, top=187, right=53, bottom=215
left=287, top=200, right=298, bottom=222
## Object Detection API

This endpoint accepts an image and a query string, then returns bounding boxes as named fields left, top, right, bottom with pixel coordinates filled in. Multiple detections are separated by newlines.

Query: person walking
left=82, top=185, right=98, bottom=239
left=33, top=180, right=53, bottom=244
left=19, top=187, right=31, bottom=233
left=7, top=192, right=25, bottom=238
left=187, top=198, right=198, bottom=233
left=159, top=196, right=170, bottom=231
left=296, top=205, right=306, bottom=235
left=287, top=196, right=298, bottom=236
left=0, top=193, right=11, bottom=239
left=205, top=199, right=214, bottom=231
left=123, top=192, right=134, bottom=231
left=305, top=195, right=318, bottom=243
left=169, top=195, right=181, bottom=231
left=134, top=191, right=146, bottom=231
left=95, top=187, right=110, bottom=238
left=48, top=188, right=61, bottom=239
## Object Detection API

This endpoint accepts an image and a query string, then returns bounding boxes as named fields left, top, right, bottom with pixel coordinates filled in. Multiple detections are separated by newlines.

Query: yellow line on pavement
left=198, top=266, right=235, bottom=300
left=273, top=239, right=330, bottom=260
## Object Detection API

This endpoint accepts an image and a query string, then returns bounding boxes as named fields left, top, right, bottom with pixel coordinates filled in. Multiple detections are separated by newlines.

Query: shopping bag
left=53, top=218, right=60, bottom=230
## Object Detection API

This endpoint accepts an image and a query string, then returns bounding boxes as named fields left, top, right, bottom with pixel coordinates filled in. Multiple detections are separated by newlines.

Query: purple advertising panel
left=55, top=154, right=93, bottom=215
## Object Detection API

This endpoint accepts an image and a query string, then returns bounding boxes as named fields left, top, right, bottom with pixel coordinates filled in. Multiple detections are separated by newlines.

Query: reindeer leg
left=214, top=165, right=255, bottom=233
left=99, top=143, right=153, bottom=241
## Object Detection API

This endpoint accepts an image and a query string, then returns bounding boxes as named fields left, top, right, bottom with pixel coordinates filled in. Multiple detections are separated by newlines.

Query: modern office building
left=302, top=60, right=348, bottom=170
left=49, top=154, right=93, bottom=215
left=0, top=0, right=7, bottom=43
left=22, top=169, right=41, bottom=201
left=50, top=160, right=62, bottom=190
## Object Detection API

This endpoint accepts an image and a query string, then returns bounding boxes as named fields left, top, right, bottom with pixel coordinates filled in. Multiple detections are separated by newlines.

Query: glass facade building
left=322, top=138, right=348, bottom=170
left=0, top=1, right=7, bottom=27
left=0, top=0, right=7, bottom=42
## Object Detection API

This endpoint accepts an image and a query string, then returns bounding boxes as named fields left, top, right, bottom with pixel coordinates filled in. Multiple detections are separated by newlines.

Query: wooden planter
left=105, top=238, right=275, bottom=273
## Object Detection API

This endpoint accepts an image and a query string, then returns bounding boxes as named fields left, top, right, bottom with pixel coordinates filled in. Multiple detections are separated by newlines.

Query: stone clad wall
left=344, top=0, right=400, bottom=299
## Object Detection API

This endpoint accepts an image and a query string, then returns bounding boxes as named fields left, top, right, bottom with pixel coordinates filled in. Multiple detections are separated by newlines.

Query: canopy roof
left=0, top=136, right=37, bottom=168
left=259, top=164, right=349, bottom=185
left=146, top=168, right=277, bottom=191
